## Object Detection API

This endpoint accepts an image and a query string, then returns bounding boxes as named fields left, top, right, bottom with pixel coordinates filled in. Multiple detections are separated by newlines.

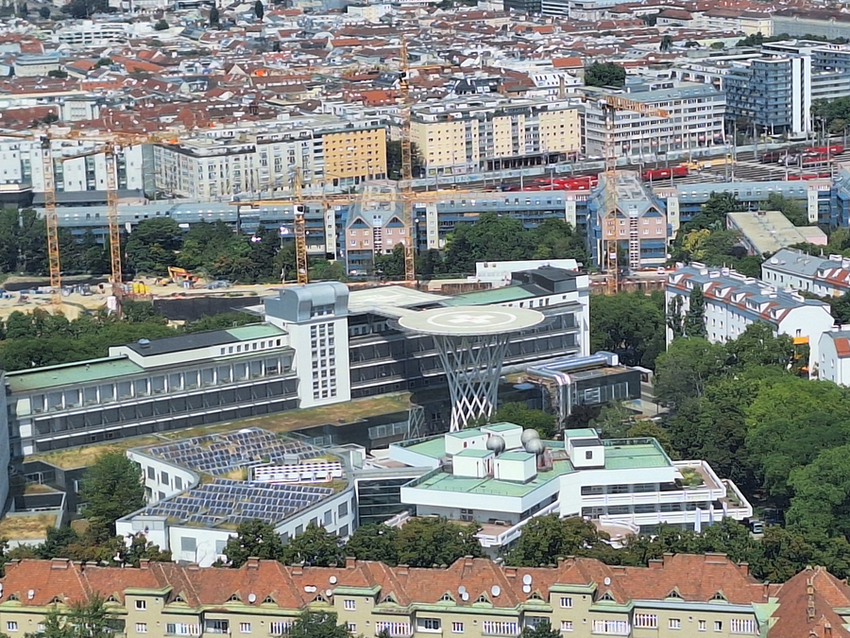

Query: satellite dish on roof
left=522, top=585, right=531, bottom=594
left=603, top=577, right=611, bottom=586
left=522, top=574, right=533, bottom=585
left=325, top=590, right=334, bottom=598
left=491, top=585, right=501, bottom=598
left=329, top=576, right=338, bottom=584
left=27, top=590, right=34, bottom=600
left=461, top=592, right=469, bottom=601
left=458, top=585, right=467, bottom=595
left=248, top=593, right=257, bottom=603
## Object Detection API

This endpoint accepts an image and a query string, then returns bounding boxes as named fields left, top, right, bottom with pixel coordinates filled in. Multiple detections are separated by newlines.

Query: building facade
left=762, top=248, right=850, bottom=298
left=1, top=554, right=840, bottom=638
left=665, top=263, right=835, bottom=372
left=410, top=97, right=581, bottom=176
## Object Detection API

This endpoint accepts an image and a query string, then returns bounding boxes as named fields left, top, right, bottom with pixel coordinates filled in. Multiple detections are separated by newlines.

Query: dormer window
left=262, top=595, right=275, bottom=604
left=599, top=592, right=615, bottom=602
left=439, top=593, right=454, bottom=603
left=710, top=592, right=727, bottom=602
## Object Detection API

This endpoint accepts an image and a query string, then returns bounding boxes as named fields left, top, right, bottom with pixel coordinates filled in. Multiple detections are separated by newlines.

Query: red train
left=786, top=172, right=831, bottom=181
left=642, top=166, right=689, bottom=181
left=804, top=144, right=843, bottom=155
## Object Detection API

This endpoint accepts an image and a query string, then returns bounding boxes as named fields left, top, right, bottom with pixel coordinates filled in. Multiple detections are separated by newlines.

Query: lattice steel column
left=433, top=332, right=512, bottom=431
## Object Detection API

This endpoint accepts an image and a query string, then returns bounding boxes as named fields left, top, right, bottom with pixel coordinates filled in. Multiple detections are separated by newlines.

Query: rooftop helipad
left=398, top=306, right=544, bottom=336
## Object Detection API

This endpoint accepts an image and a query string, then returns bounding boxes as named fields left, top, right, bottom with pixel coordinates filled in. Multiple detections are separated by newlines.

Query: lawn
left=0, top=513, right=57, bottom=540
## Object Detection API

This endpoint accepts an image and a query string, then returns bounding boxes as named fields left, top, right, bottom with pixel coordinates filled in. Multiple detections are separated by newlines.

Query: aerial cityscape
left=4, top=0, right=850, bottom=635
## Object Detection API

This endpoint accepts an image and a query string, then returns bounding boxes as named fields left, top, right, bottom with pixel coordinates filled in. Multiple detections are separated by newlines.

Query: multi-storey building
left=726, top=210, right=826, bottom=256
left=392, top=425, right=751, bottom=547
left=818, top=326, right=850, bottom=385
left=3, top=272, right=590, bottom=456
left=0, top=554, right=841, bottom=638
left=587, top=171, right=669, bottom=269
left=582, top=82, right=726, bottom=161
left=410, top=97, right=581, bottom=176
left=762, top=248, right=850, bottom=297
left=52, top=20, right=130, bottom=46
left=665, top=263, right=834, bottom=371
left=153, top=116, right=387, bottom=199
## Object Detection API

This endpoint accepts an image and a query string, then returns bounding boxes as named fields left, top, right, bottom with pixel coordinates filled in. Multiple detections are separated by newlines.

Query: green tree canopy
left=288, top=611, right=349, bottom=638
left=79, top=452, right=145, bottom=539
left=584, top=62, right=626, bottom=88
left=343, top=524, right=399, bottom=565
left=280, top=523, right=344, bottom=567
left=394, top=517, right=482, bottom=567
left=505, top=515, right=612, bottom=566
left=683, top=284, right=707, bottom=337
left=589, top=291, right=665, bottom=368
left=485, top=403, right=556, bottom=439
left=652, top=337, right=727, bottom=406
left=224, top=519, right=286, bottom=567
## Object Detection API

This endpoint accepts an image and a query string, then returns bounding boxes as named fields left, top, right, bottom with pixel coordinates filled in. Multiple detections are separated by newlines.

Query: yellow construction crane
left=398, top=35, right=416, bottom=283
left=588, top=94, right=669, bottom=294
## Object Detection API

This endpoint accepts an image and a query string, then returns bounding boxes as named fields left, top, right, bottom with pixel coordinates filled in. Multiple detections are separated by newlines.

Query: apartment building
left=665, top=263, right=834, bottom=371
left=153, top=116, right=387, bottom=199
left=0, top=554, right=840, bottom=638
left=761, top=248, right=850, bottom=297
left=3, top=274, right=589, bottom=455
left=52, top=20, right=129, bottom=46
left=410, top=97, right=581, bottom=176
left=818, top=327, right=850, bottom=385
left=587, top=171, right=669, bottom=269
left=582, top=83, right=726, bottom=160
left=391, top=425, right=751, bottom=548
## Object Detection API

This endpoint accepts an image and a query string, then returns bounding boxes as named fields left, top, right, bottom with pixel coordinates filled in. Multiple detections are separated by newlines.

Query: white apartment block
left=390, top=424, right=752, bottom=549
left=583, top=83, right=726, bottom=160
left=762, top=248, right=850, bottom=297
left=666, top=263, right=834, bottom=372
left=410, top=96, right=581, bottom=176
left=52, top=21, right=130, bottom=46
left=154, top=116, right=387, bottom=199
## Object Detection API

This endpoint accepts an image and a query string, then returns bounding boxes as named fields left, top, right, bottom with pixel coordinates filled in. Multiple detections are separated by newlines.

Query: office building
left=391, top=424, right=751, bottom=548
left=665, top=263, right=834, bottom=371
left=582, top=83, right=726, bottom=160
left=4, top=272, right=590, bottom=456
left=726, top=210, right=826, bottom=256
left=587, top=171, right=669, bottom=269
left=410, top=97, right=581, bottom=176
left=762, top=248, right=850, bottom=298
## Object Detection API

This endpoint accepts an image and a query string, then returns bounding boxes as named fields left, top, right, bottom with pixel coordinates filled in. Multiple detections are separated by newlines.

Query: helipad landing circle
left=398, top=306, right=544, bottom=336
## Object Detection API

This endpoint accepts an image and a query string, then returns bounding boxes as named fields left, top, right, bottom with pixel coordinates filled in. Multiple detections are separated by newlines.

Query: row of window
left=633, top=615, right=756, bottom=633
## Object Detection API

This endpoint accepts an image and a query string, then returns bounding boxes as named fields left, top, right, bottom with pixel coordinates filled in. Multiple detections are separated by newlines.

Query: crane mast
left=399, top=36, right=416, bottom=283
left=40, top=136, right=62, bottom=307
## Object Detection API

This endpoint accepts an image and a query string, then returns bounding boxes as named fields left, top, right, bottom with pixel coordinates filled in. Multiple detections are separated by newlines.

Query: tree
left=683, top=284, right=706, bottom=337
left=659, top=35, right=673, bottom=51
left=39, top=6, right=50, bottom=17
left=254, top=0, right=263, bottom=19
left=79, top=452, right=145, bottom=539
left=652, top=337, right=727, bottom=406
left=787, top=444, right=850, bottom=537
left=666, top=294, right=684, bottom=340
left=764, top=193, right=808, bottom=227
left=374, top=244, right=406, bottom=280
left=209, top=6, right=220, bottom=27
left=520, top=622, right=560, bottom=638
left=584, top=62, right=626, bottom=88
left=591, top=402, right=635, bottom=439
left=27, top=595, right=122, bottom=638
left=223, top=519, right=285, bottom=567
left=626, top=421, right=676, bottom=458
left=37, top=526, right=80, bottom=559
left=118, top=533, right=172, bottom=567
left=288, top=612, right=350, bottom=638
left=124, top=217, right=182, bottom=275
left=487, top=402, right=556, bottom=438
left=725, top=322, right=794, bottom=370
left=280, top=523, right=344, bottom=566
left=505, top=515, right=610, bottom=566
left=710, top=41, right=726, bottom=50
left=394, top=517, right=482, bottom=567
left=343, top=524, right=399, bottom=565
left=590, top=291, right=666, bottom=368
left=154, top=18, right=168, bottom=30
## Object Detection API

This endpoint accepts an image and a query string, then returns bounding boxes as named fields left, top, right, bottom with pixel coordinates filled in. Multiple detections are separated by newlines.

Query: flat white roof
left=398, top=306, right=544, bottom=336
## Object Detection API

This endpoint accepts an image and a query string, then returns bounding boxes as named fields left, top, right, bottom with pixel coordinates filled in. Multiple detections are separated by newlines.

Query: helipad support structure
left=399, top=306, right=544, bottom=431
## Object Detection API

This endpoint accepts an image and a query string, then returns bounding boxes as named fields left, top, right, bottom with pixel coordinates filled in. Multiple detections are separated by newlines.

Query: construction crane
left=589, top=94, right=669, bottom=294
left=398, top=35, right=416, bottom=283
left=40, top=135, right=61, bottom=307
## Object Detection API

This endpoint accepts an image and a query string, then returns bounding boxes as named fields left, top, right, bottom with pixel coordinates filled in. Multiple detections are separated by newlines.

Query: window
left=634, top=614, right=657, bottom=629
left=181, top=537, right=196, bottom=553
left=482, top=622, right=518, bottom=636
left=347, top=624, right=356, bottom=633
left=730, top=619, right=756, bottom=634
left=135, top=600, right=146, bottom=610
left=344, top=600, right=356, bottom=611
left=206, top=621, right=229, bottom=635
left=147, top=467, right=155, bottom=480
left=590, top=620, right=629, bottom=636
left=136, top=624, right=148, bottom=634
left=240, top=624, right=252, bottom=634
left=698, top=621, right=707, bottom=631
left=559, top=622, right=573, bottom=633
left=418, top=619, right=441, bottom=632
left=585, top=451, right=593, bottom=460
left=560, top=597, right=573, bottom=608
left=714, top=622, right=723, bottom=632
left=7, top=622, right=18, bottom=632
left=451, top=623, right=464, bottom=634
left=669, top=619, right=681, bottom=630
left=269, top=622, right=292, bottom=636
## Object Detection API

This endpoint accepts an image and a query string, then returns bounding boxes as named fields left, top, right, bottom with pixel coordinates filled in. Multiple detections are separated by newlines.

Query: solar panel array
left=140, top=478, right=335, bottom=527
left=148, top=428, right=323, bottom=476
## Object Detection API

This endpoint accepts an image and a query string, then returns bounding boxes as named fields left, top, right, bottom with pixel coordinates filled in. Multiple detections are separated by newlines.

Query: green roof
left=7, top=358, right=144, bottom=393
left=484, top=422, right=522, bottom=432
left=566, top=428, right=598, bottom=439
left=226, top=324, right=285, bottom=341
left=410, top=458, right=574, bottom=497
left=456, top=448, right=493, bottom=458
left=449, top=430, right=484, bottom=439
left=604, top=442, right=671, bottom=470
left=402, top=437, right=446, bottom=459
left=498, top=451, right=535, bottom=462
left=443, top=286, right=536, bottom=306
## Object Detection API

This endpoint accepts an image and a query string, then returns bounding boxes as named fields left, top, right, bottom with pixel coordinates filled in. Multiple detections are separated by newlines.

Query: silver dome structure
left=524, top=438, right=545, bottom=455
left=486, top=435, right=506, bottom=454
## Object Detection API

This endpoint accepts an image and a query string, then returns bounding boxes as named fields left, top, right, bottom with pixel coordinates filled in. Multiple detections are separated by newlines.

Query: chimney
left=505, top=567, right=517, bottom=578
left=139, top=559, right=150, bottom=570
left=648, top=559, right=663, bottom=570
left=346, top=557, right=356, bottom=569
left=463, top=555, right=474, bottom=569
left=397, top=564, right=409, bottom=576
left=738, top=562, right=749, bottom=576
left=50, top=558, right=69, bottom=570
left=292, top=565, right=303, bottom=576
left=247, top=557, right=260, bottom=570
left=187, top=565, right=200, bottom=572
